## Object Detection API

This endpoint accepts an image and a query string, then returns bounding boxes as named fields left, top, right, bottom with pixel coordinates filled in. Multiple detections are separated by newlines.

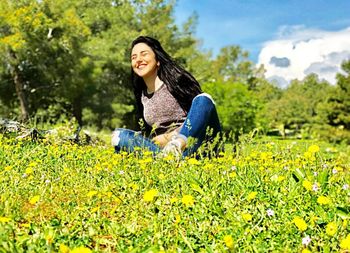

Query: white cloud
left=257, top=26, right=350, bottom=86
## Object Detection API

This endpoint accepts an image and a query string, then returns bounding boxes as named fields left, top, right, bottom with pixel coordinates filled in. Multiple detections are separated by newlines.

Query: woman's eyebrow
left=131, top=50, right=150, bottom=56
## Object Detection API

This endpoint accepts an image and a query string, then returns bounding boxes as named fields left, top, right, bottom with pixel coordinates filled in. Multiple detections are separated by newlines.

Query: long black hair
left=130, top=36, right=202, bottom=129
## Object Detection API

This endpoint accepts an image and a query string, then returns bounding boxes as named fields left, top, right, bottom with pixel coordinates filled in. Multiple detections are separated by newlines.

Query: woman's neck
left=144, top=74, right=163, bottom=93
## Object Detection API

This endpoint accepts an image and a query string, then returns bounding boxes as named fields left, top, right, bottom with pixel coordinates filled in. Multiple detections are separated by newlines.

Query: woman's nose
left=135, top=55, right=143, bottom=62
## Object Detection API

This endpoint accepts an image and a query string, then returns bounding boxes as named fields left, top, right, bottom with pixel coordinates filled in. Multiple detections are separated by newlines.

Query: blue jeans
left=112, top=93, right=222, bottom=157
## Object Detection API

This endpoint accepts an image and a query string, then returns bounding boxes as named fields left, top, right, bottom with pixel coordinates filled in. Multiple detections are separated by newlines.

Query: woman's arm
left=152, top=127, right=186, bottom=150
left=152, top=131, right=177, bottom=148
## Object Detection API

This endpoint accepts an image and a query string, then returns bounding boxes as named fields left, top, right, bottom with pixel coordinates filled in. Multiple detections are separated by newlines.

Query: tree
left=266, top=74, right=332, bottom=136
left=211, top=45, right=255, bottom=85
left=0, top=0, right=92, bottom=125
left=202, top=81, right=260, bottom=139
left=0, top=0, right=48, bottom=120
left=315, top=60, right=350, bottom=143
left=252, top=79, right=282, bottom=132
left=323, top=60, right=350, bottom=129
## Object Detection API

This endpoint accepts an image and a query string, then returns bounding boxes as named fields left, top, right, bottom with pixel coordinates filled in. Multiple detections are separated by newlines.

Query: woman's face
left=131, top=43, right=159, bottom=78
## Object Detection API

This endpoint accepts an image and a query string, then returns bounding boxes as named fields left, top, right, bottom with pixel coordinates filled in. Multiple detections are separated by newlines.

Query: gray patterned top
left=141, top=83, right=186, bottom=135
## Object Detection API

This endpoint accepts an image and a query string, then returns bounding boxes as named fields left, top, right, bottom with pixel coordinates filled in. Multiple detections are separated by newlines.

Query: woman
left=112, top=36, right=222, bottom=158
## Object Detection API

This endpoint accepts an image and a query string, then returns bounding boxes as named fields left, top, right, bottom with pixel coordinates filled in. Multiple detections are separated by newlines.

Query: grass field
left=0, top=131, right=349, bottom=252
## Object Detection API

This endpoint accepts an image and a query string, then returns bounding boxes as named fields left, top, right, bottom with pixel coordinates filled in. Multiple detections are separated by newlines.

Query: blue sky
left=174, top=0, right=350, bottom=62
left=174, top=0, right=350, bottom=86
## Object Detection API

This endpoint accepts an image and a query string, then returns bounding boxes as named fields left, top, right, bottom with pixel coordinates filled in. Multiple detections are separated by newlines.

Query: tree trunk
left=72, top=97, right=83, bottom=127
left=9, top=50, right=29, bottom=121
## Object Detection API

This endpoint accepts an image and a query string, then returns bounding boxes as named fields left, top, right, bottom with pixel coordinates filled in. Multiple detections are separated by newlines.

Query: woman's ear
left=157, top=61, right=160, bottom=67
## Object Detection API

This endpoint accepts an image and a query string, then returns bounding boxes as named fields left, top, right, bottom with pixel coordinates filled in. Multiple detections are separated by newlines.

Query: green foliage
left=0, top=134, right=349, bottom=251
left=211, top=45, right=255, bottom=85
left=265, top=74, right=333, bottom=132
left=0, top=0, right=93, bottom=123
left=318, top=61, right=350, bottom=129
left=313, top=60, right=350, bottom=143
left=203, top=81, right=260, bottom=138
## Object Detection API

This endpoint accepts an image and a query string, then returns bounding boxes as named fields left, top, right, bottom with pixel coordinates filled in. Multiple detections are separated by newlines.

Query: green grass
left=0, top=132, right=349, bottom=252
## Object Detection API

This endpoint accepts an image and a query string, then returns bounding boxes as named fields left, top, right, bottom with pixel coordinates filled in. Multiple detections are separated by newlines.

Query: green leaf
left=336, top=206, right=350, bottom=219
left=318, top=169, right=329, bottom=188
left=292, top=168, right=305, bottom=182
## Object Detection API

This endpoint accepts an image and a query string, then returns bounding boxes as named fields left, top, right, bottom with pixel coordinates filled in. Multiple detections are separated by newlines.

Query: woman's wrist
left=171, top=134, right=186, bottom=151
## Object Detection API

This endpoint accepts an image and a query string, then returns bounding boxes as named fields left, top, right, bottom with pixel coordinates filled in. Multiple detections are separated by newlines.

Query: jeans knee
left=111, top=128, right=136, bottom=146
left=111, top=129, right=122, bottom=146
left=193, top=93, right=216, bottom=104
left=192, top=93, right=215, bottom=112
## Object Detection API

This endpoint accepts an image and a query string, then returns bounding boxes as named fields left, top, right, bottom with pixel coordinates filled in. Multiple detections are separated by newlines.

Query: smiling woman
left=111, top=36, right=223, bottom=158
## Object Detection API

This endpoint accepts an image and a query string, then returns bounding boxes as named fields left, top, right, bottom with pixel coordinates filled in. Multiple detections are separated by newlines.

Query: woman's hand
left=153, top=130, right=187, bottom=152
left=152, top=132, right=173, bottom=148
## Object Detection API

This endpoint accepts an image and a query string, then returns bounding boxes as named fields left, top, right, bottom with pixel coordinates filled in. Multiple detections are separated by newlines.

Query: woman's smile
left=136, top=63, right=148, bottom=69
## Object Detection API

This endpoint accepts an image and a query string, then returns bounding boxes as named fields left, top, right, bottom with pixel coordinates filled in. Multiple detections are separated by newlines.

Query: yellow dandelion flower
left=128, top=183, right=139, bottom=191
left=174, top=214, right=181, bottom=224
left=325, top=221, right=337, bottom=236
left=143, top=151, right=153, bottom=156
left=25, top=167, right=34, bottom=174
left=91, top=206, right=100, bottom=213
left=308, top=145, right=320, bottom=153
left=94, top=164, right=102, bottom=171
left=59, top=244, right=70, bottom=253
left=45, top=234, right=53, bottom=244
left=170, top=197, right=178, bottom=204
left=223, top=235, right=234, bottom=249
left=0, top=217, right=11, bottom=223
left=143, top=157, right=153, bottom=163
left=292, top=217, right=307, bottom=231
left=302, top=180, right=313, bottom=191
left=143, top=189, right=158, bottom=202
left=112, top=196, right=122, bottom=205
left=277, top=176, right=285, bottom=182
left=310, top=215, right=319, bottom=226
left=28, top=161, right=37, bottom=167
left=70, top=246, right=92, bottom=253
left=317, top=196, right=331, bottom=205
left=4, top=166, right=12, bottom=171
left=104, top=191, right=113, bottom=198
left=247, top=191, right=258, bottom=201
left=343, top=219, right=348, bottom=229
left=86, top=191, right=98, bottom=198
left=229, top=171, right=236, bottom=178
left=333, top=166, right=343, bottom=173
left=303, top=151, right=313, bottom=159
left=181, top=194, right=194, bottom=207
left=187, top=158, right=200, bottom=165
left=301, top=249, right=311, bottom=253
left=163, top=155, right=174, bottom=161
left=203, top=163, right=214, bottom=170
left=340, top=234, right=350, bottom=250
left=242, top=213, right=252, bottom=222
left=29, top=195, right=40, bottom=205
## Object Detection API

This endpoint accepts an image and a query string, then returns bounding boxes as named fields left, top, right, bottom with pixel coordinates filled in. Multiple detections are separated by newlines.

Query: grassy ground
left=0, top=131, right=349, bottom=252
